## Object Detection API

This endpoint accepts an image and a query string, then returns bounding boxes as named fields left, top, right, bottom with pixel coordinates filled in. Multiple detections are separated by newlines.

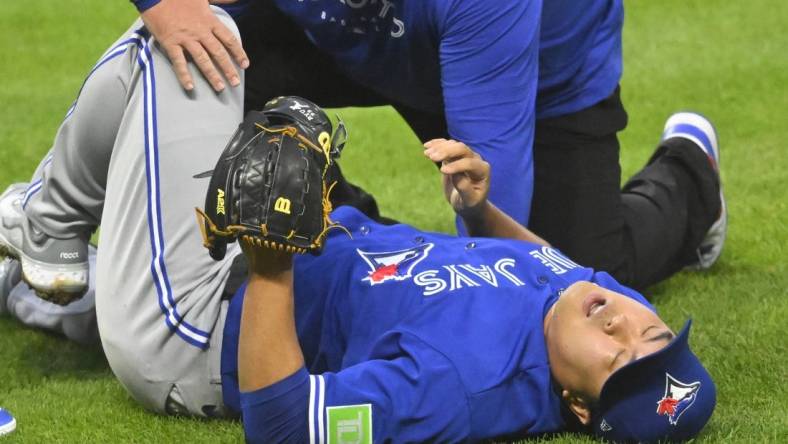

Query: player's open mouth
left=583, top=293, right=607, bottom=318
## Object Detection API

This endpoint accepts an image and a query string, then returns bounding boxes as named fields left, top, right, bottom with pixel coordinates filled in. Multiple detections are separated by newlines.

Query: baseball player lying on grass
left=207, top=118, right=716, bottom=443
left=0, top=96, right=718, bottom=442
left=0, top=10, right=720, bottom=443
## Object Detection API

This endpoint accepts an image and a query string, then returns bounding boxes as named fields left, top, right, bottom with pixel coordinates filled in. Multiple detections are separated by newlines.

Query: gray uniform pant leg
left=21, top=9, right=244, bottom=417
left=22, top=31, right=132, bottom=237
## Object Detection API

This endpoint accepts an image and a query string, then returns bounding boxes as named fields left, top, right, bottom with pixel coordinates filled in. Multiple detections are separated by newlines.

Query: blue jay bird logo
left=656, top=373, right=701, bottom=425
left=357, top=244, right=433, bottom=285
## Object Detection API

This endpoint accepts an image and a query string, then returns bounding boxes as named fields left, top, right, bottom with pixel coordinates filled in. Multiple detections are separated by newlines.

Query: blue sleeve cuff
left=240, top=367, right=311, bottom=444
left=131, top=0, right=161, bottom=13
left=241, top=367, right=310, bottom=407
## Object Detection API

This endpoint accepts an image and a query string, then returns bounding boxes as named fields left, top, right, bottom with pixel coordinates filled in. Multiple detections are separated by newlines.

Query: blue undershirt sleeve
left=437, top=0, right=542, bottom=228
left=241, top=367, right=311, bottom=444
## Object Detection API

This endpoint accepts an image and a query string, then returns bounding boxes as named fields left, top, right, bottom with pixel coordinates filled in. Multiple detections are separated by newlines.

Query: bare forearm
left=460, top=201, right=550, bottom=246
left=238, top=257, right=304, bottom=392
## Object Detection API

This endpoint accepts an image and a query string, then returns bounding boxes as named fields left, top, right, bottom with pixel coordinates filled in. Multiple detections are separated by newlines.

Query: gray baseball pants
left=7, top=8, right=244, bottom=416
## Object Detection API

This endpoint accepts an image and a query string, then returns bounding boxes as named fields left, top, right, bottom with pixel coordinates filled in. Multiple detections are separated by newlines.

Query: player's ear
left=562, top=389, right=593, bottom=425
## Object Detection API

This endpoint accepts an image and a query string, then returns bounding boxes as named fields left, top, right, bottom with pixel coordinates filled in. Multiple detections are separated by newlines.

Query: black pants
left=235, top=6, right=720, bottom=290
left=530, top=89, right=720, bottom=289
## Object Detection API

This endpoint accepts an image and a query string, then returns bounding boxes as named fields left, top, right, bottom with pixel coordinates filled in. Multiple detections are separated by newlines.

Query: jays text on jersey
left=220, top=206, right=654, bottom=442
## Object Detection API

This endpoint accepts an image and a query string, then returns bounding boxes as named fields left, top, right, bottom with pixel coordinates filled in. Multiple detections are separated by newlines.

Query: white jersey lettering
left=459, top=264, right=499, bottom=287
left=494, top=258, right=525, bottom=286
left=413, top=270, right=447, bottom=297
left=444, top=265, right=481, bottom=291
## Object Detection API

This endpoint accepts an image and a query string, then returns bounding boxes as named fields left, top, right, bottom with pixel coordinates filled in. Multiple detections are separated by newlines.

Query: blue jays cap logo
left=357, top=244, right=433, bottom=285
left=657, top=373, right=701, bottom=425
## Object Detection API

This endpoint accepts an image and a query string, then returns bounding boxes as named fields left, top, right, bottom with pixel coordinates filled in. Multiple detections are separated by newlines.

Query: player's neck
left=543, top=304, right=556, bottom=337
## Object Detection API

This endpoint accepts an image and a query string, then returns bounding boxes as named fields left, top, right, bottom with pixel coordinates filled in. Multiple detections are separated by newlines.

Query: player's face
left=543, top=281, right=675, bottom=402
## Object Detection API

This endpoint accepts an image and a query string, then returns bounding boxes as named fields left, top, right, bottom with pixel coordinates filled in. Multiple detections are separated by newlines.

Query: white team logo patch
left=357, top=244, right=433, bottom=285
left=656, top=373, right=701, bottom=425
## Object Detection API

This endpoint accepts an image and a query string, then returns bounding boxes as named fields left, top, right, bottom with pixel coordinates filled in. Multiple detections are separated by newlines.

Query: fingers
left=183, top=40, right=226, bottom=91
left=171, top=31, right=244, bottom=91
left=423, top=139, right=488, bottom=180
left=141, top=0, right=247, bottom=92
left=449, top=169, right=472, bottom=193
left=198, top=14, right=246, bottom=90
left=163, top=44, right=194, bottom=90
left=202, top=34, right=239, bottom=87
left=426, top=139, right=490, bottom=213
left=440, top=157, right=490, bottom=182
left=213, top=22, right=250, bottom=71
left=423, top=139, right=477, bottom=163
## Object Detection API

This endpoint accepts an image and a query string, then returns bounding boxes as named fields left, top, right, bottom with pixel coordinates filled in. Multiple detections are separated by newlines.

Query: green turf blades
left=0, top=0, right=787, bottom=442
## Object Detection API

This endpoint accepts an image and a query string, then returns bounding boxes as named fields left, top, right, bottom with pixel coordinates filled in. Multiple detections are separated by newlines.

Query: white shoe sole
left=0, top=229, right=88, bottom=297
left=20, top=255, right=88, bottom=295
left=687, top=197, right=727, bottom=270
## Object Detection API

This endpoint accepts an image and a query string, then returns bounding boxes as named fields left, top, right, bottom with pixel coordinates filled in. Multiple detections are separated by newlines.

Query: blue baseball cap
left=592, top=320, right=716, bottom=443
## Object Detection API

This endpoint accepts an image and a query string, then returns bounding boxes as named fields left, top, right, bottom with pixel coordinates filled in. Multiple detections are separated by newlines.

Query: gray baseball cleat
left=0, top=184, right=89, bottom=300
left=661, top=112, right=727, bottom=270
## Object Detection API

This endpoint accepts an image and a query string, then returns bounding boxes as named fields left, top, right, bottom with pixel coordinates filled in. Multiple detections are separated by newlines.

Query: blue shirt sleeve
left=241, top=368, right=311, bottom=444
left=131, top=0, right=253, bottom=17
left=437, top=0, right=541, bottom=227
left=241, top=332, right=471, bottom=443
left=130, top=0, right=160, bottom=13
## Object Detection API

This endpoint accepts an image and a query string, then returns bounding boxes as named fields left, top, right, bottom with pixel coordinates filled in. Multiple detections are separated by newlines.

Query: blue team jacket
left=221, top=0, right=622, bottom=226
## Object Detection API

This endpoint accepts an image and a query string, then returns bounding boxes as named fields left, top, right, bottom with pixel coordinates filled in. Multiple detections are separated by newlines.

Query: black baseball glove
left=196, top=96, right=347, bottom=260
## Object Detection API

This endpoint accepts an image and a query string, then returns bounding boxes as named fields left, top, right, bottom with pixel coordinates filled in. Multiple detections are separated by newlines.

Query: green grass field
left=1, top=1, right=787, bottom=442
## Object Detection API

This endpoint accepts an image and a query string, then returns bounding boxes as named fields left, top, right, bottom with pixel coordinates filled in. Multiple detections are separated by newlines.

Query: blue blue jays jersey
left=270, top=0, right=621, bottom=118
left=272, top=0, right=541, bottom=225
left=221, top=207, right=653, bottom=443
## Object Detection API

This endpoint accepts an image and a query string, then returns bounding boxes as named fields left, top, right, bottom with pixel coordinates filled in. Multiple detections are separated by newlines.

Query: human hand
left=241, top=241, right=294, bottom=279
left=424, top=139, right=491, bottom=217
left=141, top=0, right=249, bottom=91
